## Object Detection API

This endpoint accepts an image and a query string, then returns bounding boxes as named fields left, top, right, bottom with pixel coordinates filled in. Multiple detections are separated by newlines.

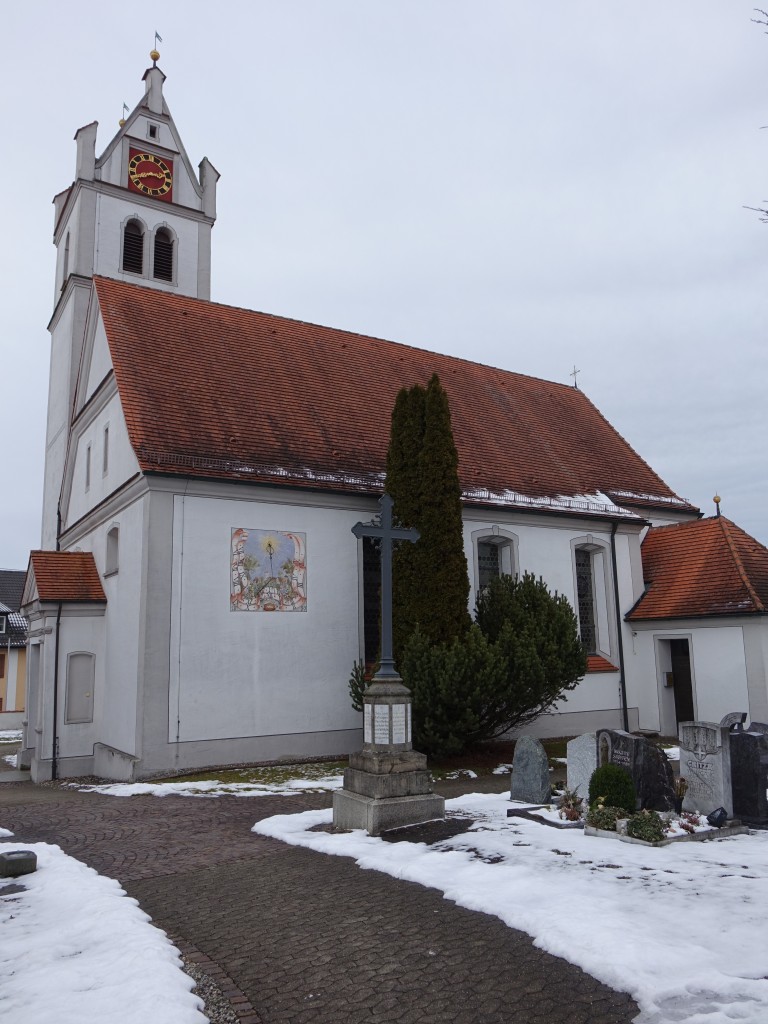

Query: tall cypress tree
left=386, top=374, right=470, bottom=665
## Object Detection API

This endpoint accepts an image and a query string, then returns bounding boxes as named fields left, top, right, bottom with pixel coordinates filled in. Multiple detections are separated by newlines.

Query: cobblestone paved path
left=0, top=781, right=639, bottom=1024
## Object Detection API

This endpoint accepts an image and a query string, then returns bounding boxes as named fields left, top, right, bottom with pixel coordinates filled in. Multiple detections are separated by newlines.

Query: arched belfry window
left=122, top=219, right=144, bottom=274
left=153, top=227, right=174, bottom=281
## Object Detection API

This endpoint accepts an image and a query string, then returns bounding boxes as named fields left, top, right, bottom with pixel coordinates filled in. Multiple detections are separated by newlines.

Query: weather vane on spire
left=150, top=31, right=163, bottom=64
left=118, top=102, right=129, bottom=127
left=570, top=365, right=581, bottom=389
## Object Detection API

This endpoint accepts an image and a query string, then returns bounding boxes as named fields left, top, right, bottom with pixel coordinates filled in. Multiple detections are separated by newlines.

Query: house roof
left=93, top=277, right=696, bottom=521
left=1, top=611, right=28, bottom=648
left=627, top=516, right=768, bottom=621
left=26, top=552, right=107, bottom=604
left=0, top=570, right=26, bottom=613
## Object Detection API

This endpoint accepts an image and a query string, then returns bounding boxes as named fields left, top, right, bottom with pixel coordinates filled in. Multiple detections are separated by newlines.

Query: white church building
left=20, top=59, right=768, bottom=781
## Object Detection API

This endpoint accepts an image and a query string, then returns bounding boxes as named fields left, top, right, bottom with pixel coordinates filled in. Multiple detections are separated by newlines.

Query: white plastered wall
left=629, top=621, right=751, bottom=734
left=168, top=494, right=363, bottom=743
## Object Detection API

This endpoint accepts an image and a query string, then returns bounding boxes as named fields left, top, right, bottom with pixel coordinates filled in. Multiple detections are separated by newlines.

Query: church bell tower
left=41, top=51, right=219, bottom=549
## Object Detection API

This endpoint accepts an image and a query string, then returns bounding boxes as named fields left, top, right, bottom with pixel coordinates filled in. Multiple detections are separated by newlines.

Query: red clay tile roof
left=586, top=655, right=618, bottom=673
left=27, top=552, right=106, bottom=603
left=627, top=517, right=768, bottom=620
left=93, top=277, right=695, bottom=518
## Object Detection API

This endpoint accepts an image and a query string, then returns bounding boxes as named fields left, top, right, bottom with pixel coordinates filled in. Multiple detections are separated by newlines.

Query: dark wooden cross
left=352, top=493, right=420, bottom=682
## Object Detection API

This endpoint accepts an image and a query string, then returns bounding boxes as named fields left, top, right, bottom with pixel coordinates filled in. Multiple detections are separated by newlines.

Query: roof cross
left=570, top=364, right=581, bottom=389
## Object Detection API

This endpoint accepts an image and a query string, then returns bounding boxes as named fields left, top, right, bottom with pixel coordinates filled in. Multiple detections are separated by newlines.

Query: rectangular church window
left=477, top=540, right=501, bottom=592
left=575, top=547, right=597, bottom=654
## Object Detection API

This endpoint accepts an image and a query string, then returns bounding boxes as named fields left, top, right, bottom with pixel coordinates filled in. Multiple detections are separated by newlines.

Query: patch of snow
left=0, top=827, right=14, bottom=837
left=3, top=753, right=17, bottom=768
left=492, top=764, right=513, bottom=775
left=0, top=730, right=22, bottom=743
left=71, top=775, right=344, bottom=798
left=254, top=792, right=768, bottom=1023
left=442, top=770, right=478, bottom=780
left=0, top=842, right=206, bottom=1024
left=664, top=746, right=680, bottom=761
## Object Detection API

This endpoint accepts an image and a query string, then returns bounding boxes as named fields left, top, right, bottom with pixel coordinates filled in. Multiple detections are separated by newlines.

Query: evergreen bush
left=626, top=809, right=666, bottom=843
left=587, top=764, right=637, bottom=814
left=585, top=804, right=626, bottom=832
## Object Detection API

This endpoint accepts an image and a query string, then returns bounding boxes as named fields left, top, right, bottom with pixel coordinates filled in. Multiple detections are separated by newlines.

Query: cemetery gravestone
left=679, top=720, right=734, bottom=818
left=729, top=727, right=768, bottom=826
left=595, top=729, right=675, bottom=811
left=510, top=736, right=551, bottom=804
left=566, top=733, right=597, bottom=801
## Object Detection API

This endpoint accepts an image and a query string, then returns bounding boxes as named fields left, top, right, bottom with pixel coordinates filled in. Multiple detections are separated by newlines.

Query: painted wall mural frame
left=231, top=528, right=307, bottom=612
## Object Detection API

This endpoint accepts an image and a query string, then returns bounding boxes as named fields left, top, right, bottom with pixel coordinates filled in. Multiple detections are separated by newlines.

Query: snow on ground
left=254, top=793, right=768, bottom=1024
left=0, top=842, right=206, bottom=1024
left=71, top=775, right=345, bottom=798
left=0, top=730, right=22, bottom=743
left=3, top=754, right=17, bottom=768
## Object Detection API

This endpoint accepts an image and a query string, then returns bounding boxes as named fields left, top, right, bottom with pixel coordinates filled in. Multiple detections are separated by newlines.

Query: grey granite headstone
left=679, top=721, right=733, bottom=817
left=510, top=736, right=551, bottom=804
left=566, top=733, right=597, bottom=800
left=595, top=729, right=675, bottom=811
left=729, top=728, right=768, bottom=825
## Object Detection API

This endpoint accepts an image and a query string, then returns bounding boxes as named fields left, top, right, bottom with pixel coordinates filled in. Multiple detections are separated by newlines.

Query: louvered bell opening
left=122, top=222, right=144, bottom=274
left=153, top=230, right=174, bottom=281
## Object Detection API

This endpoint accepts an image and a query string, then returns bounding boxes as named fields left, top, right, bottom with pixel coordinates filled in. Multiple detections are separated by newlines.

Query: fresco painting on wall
left=231, top=529, right=307, bottom=612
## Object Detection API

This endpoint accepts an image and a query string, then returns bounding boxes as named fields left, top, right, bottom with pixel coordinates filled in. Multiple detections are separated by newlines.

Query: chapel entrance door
left=669, top=639, right=695, bottom=727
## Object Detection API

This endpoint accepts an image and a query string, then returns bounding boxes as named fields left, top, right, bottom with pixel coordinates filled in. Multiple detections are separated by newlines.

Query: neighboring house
left=0, top=569, right=29, bottom=728
left=20, top=57, right=767, bottom=781
left=627, top=515, right=768, bottom=734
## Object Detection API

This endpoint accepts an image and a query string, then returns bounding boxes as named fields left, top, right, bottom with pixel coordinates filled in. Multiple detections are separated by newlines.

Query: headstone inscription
left=510, top=736, right=551, bottom=804
left=566, top=733, right=597, bottom=800
left=729, top=726, right=768, bottom=825
left=679, top=719, right=734, bottom=818
left=595, top=729, right=675, bottom=811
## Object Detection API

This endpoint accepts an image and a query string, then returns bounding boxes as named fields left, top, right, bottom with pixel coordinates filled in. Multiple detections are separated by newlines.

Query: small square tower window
left=148, top=123, right=158, bottom=140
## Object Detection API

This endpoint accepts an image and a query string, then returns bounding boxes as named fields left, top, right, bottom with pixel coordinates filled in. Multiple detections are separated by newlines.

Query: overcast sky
left=1, top=2, right=766, bottom=569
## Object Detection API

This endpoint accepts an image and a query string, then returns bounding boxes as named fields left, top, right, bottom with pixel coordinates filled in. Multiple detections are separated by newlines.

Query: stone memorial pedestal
left=332, top=679, right=444, bottom=836
left=334, top=494, right=444, bottom=835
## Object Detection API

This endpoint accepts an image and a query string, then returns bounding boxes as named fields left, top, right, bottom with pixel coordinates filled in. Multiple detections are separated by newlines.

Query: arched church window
left=472, top=529, right=518, bottom=597
left=153, top=227, right=174, bottom=281
left=574, top=547, right=597, bottom=654
left=122, top=220, right=144, bottom=274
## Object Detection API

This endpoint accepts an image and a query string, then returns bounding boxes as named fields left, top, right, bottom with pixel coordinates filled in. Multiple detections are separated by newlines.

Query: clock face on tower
left=127, top=149, right=174, bottom=201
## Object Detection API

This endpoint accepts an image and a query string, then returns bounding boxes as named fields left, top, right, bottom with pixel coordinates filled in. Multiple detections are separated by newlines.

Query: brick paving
left=0, top=780, right=639, bottom=1023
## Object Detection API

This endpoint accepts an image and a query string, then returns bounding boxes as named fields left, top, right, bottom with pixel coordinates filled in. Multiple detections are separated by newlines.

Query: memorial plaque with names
left=364, top=704, right=372, bottom=744
left=392, top=704, right=407, bottom=744
left=374, top=705, right=391, bottom=745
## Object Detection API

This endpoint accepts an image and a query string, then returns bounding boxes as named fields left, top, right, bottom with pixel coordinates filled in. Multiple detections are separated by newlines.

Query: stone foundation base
left=332, top=789, right=445, bottom=836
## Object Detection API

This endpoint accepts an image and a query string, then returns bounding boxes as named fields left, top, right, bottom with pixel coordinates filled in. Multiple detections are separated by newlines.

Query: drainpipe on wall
left=610, top=523, right=630, bottom=732
left=52, top=602, right=62, bottom=781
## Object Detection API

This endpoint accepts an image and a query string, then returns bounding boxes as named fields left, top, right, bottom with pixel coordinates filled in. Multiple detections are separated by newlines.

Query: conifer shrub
left=587, top=764, right=637, bottom=814
left=626, top=809, right=666, bottom=843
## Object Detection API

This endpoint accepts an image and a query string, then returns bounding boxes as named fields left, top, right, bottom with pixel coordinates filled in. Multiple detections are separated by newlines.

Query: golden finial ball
left=150, top=49, right=160, bottom=62
left=118, top=118, right=126, bottom=127
left=714, top=494, right=721, bottom=505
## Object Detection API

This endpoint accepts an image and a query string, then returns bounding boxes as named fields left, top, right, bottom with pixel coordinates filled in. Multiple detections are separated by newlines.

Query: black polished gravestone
left=730, top=726, right=768, bottom=826
left=596, top=729, right=675, bottom=811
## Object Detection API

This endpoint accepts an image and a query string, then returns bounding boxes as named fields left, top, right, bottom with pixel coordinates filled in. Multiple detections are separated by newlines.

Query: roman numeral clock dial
left=128, top=150, right=173, bottom=200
